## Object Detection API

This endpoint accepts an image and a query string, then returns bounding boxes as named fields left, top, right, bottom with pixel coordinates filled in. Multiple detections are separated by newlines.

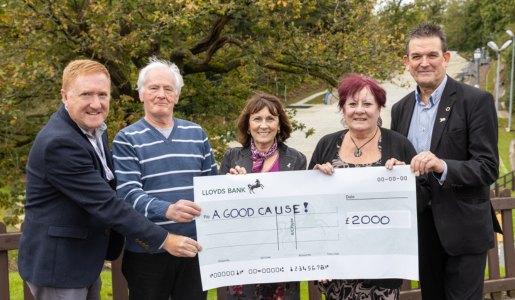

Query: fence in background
left=493, top=170, right=515, bottom=196
left=1, top=189, right=514, bottom=300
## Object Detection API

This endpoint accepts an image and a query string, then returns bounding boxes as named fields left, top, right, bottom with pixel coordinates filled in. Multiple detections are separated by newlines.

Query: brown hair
left=405, top=23, right=447, bottom=56
left=237, top=93, right=292, bottom=147
left=62, top=60, right=111, bottom=90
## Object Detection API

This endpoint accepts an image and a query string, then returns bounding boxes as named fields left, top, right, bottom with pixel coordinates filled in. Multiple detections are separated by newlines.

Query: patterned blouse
left=331, top=134, right=383, bottom=168
left=322, top=133, right=399, bottom=300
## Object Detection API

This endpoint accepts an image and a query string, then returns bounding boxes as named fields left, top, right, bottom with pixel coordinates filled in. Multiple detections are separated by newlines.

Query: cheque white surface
left=194, top=166, right=418, bottom=290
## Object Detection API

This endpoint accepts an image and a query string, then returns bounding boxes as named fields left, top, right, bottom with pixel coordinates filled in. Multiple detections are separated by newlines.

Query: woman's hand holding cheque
left=227, top=166, right=247, bottom=175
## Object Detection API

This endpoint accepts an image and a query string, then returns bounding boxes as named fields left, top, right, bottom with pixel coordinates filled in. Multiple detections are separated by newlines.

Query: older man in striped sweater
left=113, top=57, right=218, bottom=300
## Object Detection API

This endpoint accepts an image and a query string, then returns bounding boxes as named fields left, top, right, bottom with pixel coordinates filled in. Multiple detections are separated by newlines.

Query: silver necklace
left=350, top=127, right=379, bottom=157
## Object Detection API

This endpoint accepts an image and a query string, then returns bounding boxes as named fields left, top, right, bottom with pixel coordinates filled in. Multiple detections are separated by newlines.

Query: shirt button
left=422, top=128, right=425, bottom=132
left=104, top=230, right=109, bottom=236
left=420, top=149, right=424, bottom=152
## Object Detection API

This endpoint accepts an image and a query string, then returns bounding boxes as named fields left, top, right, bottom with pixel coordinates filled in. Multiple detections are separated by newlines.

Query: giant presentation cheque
left=194, top=166, right=418, bottom=290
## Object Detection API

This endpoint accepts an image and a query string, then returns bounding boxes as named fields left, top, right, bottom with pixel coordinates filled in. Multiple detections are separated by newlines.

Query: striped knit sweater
left=113, top=117, right=218, bottom=253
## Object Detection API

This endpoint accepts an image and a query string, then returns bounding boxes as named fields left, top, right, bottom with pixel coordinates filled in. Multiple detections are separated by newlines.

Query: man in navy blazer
left=18, top=60, right=203, bottom=300
left=391, top=24, right=502, bottom=299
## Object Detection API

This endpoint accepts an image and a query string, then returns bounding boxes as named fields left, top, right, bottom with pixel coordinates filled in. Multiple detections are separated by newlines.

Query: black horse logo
left=248, top=179, right=264, bottom=194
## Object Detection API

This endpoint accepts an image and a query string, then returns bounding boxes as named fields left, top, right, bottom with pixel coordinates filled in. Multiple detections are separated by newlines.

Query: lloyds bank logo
left=201, top=179, right=265, bottom=196
left=248, top=179, right=264, bottom=194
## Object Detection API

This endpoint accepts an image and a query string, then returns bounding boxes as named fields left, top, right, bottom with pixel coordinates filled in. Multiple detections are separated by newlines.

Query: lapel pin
left=446, top=107, right=450, bottom=111
left=287, top=163, right=291, bottom=168
left=440, top=118, right=446, bottom=122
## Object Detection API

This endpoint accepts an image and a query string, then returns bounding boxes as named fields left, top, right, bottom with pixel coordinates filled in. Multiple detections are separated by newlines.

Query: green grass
left=208, top=289, right=217, bottom=300
left=482, top=61, right=497, bottom=95
left=8, top=271, right=116, bottom=300
left=498, top=118, right=515, bottom=176
left=284, top=86, right=327, bottom=106
left=8, top=271, right=218, bottom=300
left=307, top=94, right=327, bottom=104
left=8, top=272, right=23, bottom=299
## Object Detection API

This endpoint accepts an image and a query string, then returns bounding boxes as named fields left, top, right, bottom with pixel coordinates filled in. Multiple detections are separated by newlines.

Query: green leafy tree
left=0, top=0, right=404, bottom=225
left=443, top=0, right=468, bottom=51
left=378, top=0, right=445, bottom=47
left=416, top=0, right=446, bottom=24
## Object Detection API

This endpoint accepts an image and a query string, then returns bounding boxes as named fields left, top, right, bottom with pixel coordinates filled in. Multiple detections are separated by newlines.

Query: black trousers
left=418, top=207, right=487, bottom=300
left=122, top=250, right=207, bottom=300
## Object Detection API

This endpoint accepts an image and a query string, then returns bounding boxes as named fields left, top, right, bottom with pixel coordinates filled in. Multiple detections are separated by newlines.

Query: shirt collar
left=79, top=123, right=107, bottom=141
left=415, top=75, right=448, bottom=107
left=64, top=106, right=107, bottom=140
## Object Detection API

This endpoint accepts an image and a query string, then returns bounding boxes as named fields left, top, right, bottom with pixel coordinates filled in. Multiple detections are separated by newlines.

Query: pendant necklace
left=350, top=127, right=379, bottom=157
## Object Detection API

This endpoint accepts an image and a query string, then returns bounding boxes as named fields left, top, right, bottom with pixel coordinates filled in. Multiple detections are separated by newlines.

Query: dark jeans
left=122, top=250, right=207, bottom=300
left=418, top=207, right=487, bottom=300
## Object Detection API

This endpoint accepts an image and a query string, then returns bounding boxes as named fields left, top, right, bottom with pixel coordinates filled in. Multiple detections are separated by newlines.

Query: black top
left=220, top=142, right=307, bottom=174
left=309, top=127, right=431, bottom=289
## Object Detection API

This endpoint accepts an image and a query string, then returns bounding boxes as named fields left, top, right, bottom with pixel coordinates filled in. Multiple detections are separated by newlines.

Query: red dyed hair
left=337, top=73, right=386, bottom=111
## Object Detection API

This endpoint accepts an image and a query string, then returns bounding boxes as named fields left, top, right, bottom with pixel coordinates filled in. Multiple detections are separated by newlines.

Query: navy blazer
left=391, top=76, right=502, bottom=256
left=18, top=105, right=169, bottom=288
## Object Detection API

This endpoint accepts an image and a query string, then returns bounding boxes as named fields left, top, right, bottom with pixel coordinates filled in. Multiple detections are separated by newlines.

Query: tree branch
left=256, top=60, right=338, bottom=87
left=188, top=14, right=231, bottom=55
left=183, top=58, right=244, bottom=74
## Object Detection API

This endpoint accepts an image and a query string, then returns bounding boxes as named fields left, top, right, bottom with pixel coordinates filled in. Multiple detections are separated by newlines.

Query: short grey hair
left=136, top=56, right=184, bottom=95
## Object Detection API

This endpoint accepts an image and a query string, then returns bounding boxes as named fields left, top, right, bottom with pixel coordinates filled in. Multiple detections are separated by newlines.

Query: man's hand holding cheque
left=163, top=200, right=203, bottom=258
left=162, top=232, right=202, bottom=258
left=166, top=199, right=202, bottom=223
left=409, top=151, right=445, bottom=175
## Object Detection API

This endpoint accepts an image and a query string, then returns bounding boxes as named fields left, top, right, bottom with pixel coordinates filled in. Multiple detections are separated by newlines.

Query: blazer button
left=104, top=230, right=110, bottom=236
left=145, top=245, right=149, bottom=249
left=135, top=239, right=140, bottom=242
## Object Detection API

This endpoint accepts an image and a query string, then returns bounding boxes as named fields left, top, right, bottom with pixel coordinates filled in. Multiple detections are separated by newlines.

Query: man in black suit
left=18, top=60, right=202, bottom=300
left=391, top=23, right=502, bottom=299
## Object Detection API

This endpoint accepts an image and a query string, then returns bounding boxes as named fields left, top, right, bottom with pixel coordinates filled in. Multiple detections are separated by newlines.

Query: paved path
left=295, top=90, right=329, bottom=105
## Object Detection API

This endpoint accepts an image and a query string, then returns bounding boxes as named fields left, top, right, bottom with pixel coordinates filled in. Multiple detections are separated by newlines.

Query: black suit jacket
left=18, top=105, right=169, bottom=288
left=391, top=76, right=502, bottom=256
